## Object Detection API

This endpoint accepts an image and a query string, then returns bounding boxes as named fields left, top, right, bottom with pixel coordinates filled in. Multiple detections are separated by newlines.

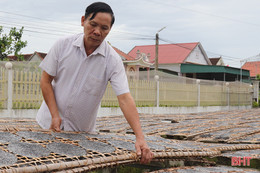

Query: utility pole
left=155, top=27, right=166, bottom=72
left=155, top=33, right=159, bottom=71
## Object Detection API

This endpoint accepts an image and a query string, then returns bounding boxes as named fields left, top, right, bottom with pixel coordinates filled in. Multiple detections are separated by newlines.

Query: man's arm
left=40, top=71, right=61, bottom=131
left=117, top=93, right=153, bottom=164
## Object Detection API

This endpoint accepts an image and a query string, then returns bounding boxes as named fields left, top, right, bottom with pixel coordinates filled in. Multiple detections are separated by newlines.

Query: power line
left=240, top=53, right=260, bottom=63
left=205, top=51, right=239, bottom=61
left=109, top=34, right=154, bottom=41
left=0, top=8, right=250, bottom=64
left=0, top=21, right=242, bottom=63
left=0, top=23, right=154, bottom=42
left=0, top=21, right=78, bottom=35
left=0, top=10, right=77, bottom=27
left=111, top=29, right=154, bottom=38
left=147, top=0, right=260, bottom=28
left=0, top=10, right=154, bottom=38
left=0, top=12, right=155, bottom=40
left=0, top=16, right=79, bottom=32
left=0, top=24, right=66, bottom=37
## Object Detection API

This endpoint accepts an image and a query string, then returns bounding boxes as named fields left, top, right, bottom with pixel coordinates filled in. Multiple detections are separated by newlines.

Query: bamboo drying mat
left=0, top=108, right=259, bottom=172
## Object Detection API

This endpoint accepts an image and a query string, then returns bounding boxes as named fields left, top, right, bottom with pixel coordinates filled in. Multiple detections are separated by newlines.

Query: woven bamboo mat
left=0, top=109, right=259, bottom=172
left=96, top=109, right=260, bottom=144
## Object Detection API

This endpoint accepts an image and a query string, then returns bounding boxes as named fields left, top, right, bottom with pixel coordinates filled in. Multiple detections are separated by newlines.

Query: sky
left=0, top=0, right=260, bottom=67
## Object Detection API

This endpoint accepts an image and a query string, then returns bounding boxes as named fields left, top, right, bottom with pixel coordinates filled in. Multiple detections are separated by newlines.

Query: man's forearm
left=117, top=93, right=144, bottom=139
left=118, top=93, right=153, bottom=164
left=40, top=71, right=59, bottom=119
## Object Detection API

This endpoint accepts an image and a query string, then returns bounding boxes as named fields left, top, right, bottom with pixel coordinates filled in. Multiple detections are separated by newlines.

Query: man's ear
left=81, top=16, right=85, bottom=26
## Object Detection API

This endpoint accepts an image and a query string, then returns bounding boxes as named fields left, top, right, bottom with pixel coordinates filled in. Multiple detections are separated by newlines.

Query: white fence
left=0, top=62, right=254, bottom=117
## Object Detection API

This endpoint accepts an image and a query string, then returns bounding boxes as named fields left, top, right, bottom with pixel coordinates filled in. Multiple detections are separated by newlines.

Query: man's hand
left=49, top=116, right=62, bottom=132
left=135, top=138, right=154, bottom=164
left=118, top=93, right=154, bottom=164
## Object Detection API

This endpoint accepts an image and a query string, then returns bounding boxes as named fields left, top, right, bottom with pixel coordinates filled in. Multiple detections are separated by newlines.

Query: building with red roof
left=128, top=42, right=210, bottom=64
left=7, top=53, right=33, bottom=61
left=128, top=42, right=211, bottom=76
left=6, top=44, right=250, bottom=82
left=112, top=46, right=154, bottom=80
left=7, top=51, right=47, bottom=62
left=128, top=42, right=250, bottom=82
left=242, top=61, right=260, bottom=79
left=6, top=47, right=154, bottom=80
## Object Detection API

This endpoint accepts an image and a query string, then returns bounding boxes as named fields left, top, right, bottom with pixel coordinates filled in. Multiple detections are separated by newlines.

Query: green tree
left=256, top=74, right=260, bottom=80
left=0, top=26, right=27, bottom=61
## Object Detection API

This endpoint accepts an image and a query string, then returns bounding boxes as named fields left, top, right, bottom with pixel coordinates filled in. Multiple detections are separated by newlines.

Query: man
left=37, top=2, right=153, bottom=164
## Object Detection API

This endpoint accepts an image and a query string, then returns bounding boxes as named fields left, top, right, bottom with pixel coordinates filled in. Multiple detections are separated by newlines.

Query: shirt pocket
left=83, top=74, right=104, bottom=97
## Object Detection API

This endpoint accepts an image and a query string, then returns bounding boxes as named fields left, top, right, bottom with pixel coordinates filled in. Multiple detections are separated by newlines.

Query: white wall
left=159, top=64, right=181, bottom=73
left=0, top=106, right=252, bottom=119
left=185, top=46, right=209, bottom=65
left=30, top=54, right=42, bottom=62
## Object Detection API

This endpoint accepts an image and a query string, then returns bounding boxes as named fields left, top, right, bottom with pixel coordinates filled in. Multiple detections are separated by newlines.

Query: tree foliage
left=0, top=26, right=27, bottom=61
left=256, top=74, right=260, bottom=80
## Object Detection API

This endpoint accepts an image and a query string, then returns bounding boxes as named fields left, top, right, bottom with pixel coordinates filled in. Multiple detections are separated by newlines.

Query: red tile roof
left=112, top=46, right=134, bottom=60
left=242, top=61, right=260, bottom=77
left=128, top=42, right=199, bottom=64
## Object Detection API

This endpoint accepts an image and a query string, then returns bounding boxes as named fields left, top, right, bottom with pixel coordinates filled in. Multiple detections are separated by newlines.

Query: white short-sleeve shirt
left=36, top=33, right=129, bottom=132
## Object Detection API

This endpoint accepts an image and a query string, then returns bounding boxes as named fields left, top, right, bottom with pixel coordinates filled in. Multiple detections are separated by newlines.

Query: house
left=209, top=57, right=225, bottom=66
left=7, top=51, right=46, bottom=62
left=112, top=46, right=153, bottom=80
left=181, top=63, right=250, bottom=82
left=242, top=61, right=260, bottom=79
left=7, top=47, right=153, bottom=80
left=6, top=45, right=249, bottom=82
left=128, top=42, right=250, bottom=82
left=28, top=52, right=47, bottom=61
left=7, top=53, right=33, bottom=61
left=128, top=42, right=212, bottom=76
left=242, top=61, right=260, bottom=102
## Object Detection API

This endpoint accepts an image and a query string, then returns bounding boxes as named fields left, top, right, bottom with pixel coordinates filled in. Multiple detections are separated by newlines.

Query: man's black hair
left=85, top=2, right=115, bottom=26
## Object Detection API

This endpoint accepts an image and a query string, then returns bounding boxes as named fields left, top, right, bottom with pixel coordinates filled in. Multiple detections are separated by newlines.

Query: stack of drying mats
left=0, top=109, right=259, bottom=172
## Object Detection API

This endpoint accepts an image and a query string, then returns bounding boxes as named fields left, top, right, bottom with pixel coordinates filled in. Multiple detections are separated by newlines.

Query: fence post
left=154, top=75, right=159, bottom=107
left=238, top=81, right=241, bottom=107
left=196, top=79, right=200, bottom=107
left=5, top=62, right=13, bottom=117
left=226, top=82, right=230, bottom=107
left=250, top=84, right=253, bottom=107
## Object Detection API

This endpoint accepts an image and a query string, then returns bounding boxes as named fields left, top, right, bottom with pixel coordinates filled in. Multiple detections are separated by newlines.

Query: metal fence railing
left=101, top=78, right=252, bottom=107
left=12, top=70, right=42, bottom=109
left=0, top=67, right=7, bottom=109
left=0, top=62, right=253, bottom=109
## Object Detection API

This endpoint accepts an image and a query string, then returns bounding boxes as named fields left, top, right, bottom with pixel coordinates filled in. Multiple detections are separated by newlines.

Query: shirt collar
left=73, top=33, right=106, bottom=57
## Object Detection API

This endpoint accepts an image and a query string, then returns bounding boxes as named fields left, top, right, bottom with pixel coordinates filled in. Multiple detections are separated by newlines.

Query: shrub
left=253, top=101, right=259, bottom=108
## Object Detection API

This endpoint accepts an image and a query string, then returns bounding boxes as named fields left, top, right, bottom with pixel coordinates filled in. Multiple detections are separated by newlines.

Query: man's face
left=81, top=12, right=112, bottom=48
